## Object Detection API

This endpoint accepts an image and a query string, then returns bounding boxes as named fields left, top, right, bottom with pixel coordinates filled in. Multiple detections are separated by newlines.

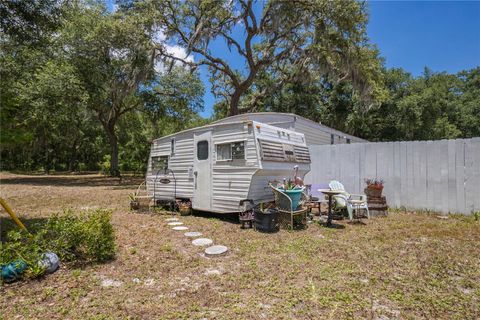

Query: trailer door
left=193, top=130, right=212, bottom=211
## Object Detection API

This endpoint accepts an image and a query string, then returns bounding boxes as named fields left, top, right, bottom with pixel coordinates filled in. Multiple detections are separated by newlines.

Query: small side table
left=318, top=189, right=343, bottom=227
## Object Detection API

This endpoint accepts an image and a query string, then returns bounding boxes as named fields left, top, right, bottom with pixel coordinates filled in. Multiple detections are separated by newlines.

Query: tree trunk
left=229, top=90, right=242, bottom=116
left=68, top=138, right=78, bottom=172
left=105, top=123, right=120, bottom=177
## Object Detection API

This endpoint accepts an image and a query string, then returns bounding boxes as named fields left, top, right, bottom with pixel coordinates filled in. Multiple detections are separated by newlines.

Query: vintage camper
left=146, top=119, right=311, bottom=213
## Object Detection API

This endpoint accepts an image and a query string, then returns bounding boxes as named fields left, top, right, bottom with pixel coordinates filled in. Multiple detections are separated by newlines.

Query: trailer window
left=152, top=155, right=168, bottom=172
left=216, top=141, right=245, bottom=161
left=216, top=143, right=231, bottom=161
left=197, top=141, right=209, bottom=160
left=231, top=141, right=245, bottom=159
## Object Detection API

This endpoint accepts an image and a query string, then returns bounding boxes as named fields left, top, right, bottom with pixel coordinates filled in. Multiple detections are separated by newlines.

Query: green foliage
left=99, top=155, right=111, bottom=176
left=474, top=211, right=480, bottom=222
left=0, top=209, right=115, bottom=281
left=43, top=209, right=115, bottom=263
left=0, top=0, right=478, bottom=174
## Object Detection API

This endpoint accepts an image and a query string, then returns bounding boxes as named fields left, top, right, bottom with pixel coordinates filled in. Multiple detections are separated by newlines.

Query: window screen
left=152, top=155, right=168, bottom=171
left=231, top=141, right=245, bottom=159
left=217, top=143, right=231, bottom=161
left=216, top=141, right=245, bottom=161
left=197, top=141, right=209, bottom=160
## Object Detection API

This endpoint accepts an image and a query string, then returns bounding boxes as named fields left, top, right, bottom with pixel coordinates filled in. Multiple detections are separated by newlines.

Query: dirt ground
left=0, top=172, right=479, bottom=319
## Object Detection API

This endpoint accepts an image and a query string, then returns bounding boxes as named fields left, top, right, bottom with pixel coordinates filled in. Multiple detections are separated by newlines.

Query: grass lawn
left=0, top=172, right=479, bottom=319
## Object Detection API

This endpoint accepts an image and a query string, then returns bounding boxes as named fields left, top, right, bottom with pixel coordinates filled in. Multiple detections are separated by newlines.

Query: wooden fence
left=306, top=138, right=480, bottom=215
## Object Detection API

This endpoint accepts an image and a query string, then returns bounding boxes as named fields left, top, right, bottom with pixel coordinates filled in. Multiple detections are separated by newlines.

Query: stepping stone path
left=172, top=226, right=189, bottom=231
left=192, top=238, right=213, bottom=246
left=184, top=232, right=202, bottom=237
left=163, top=218, right=229, bottom=257
left=205, top=245, right=228, bottom=257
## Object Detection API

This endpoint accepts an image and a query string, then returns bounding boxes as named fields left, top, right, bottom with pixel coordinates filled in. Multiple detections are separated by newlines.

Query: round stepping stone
left=172, top=226, right=189, bottom=231
left=167, top=222, right=183, bottom=226
left=205, top=245, right=228, bottom=257
left=184, top=232, right=202, bottom=237
left=192, top=238, right=213, bottom=247
left=165, top=218, right=179, bottom=222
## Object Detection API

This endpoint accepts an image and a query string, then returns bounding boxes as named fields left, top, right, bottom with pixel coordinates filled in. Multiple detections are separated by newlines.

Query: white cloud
left=152, top=27, right=194, bottom=73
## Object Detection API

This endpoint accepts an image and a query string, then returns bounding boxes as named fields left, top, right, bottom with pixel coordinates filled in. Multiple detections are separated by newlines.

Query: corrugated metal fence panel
left=305, top=138, right=479, bottom=215
left=455, top=139, right=466, bottom=214
left=465, top=138, right=480, bottom=213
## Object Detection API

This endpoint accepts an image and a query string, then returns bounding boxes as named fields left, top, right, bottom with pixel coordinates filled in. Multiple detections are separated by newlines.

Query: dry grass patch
left=0, top=172, right=479, bottom=319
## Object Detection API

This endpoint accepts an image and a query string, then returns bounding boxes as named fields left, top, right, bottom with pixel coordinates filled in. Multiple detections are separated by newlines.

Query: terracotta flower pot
left=364, top=186, right=383, bottom=198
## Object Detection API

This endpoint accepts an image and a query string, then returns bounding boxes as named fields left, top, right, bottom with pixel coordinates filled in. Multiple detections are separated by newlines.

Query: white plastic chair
left=328, top=180, right=370, bottom=221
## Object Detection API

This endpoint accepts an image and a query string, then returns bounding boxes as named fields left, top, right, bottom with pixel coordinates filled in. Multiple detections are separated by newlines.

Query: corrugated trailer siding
left=294, top=118, right=366, bottom=144
left=211, top=123, right=259, bottom=212
left=247, top=163, right=311, bottom=202
left=294, top=121, right=331, bottom=145
left=146, top=132, right=194, bottom=200
left=255, top=123, right=305, bottom=145
left=246, top=122, right=311, bottom=204
left=211, top=113, right=367, bottom=144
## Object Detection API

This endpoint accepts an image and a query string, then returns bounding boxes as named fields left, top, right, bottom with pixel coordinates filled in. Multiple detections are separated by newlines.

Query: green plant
left=0, top=230, right=46, bottom=279
left=45, top=209, right=115, bottom=263
left=0, top=208, right=115, bottom=282
left=99, top=154, right=111, bottom=175
left=474, top=211, right=480, bottom=221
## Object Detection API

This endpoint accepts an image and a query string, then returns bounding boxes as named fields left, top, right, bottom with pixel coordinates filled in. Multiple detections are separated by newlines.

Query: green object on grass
left=1, top=260, right=27, bottom=282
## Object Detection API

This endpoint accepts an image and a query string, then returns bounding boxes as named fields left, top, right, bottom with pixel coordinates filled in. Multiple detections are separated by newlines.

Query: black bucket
left=254, top=209, right=279, bottom=232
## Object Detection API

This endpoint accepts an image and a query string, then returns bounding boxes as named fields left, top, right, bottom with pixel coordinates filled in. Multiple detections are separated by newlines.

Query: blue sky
left=368, top=1, right=480, bottom=76
left=107, top=1, right=480, bottom=117
left=198, top=1, right=480, bottom=117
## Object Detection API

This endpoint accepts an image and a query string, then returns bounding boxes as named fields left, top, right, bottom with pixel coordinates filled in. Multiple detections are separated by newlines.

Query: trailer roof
left=211, top=112, right=367, bottom=142
left=152, top=118, right=305, bottom=143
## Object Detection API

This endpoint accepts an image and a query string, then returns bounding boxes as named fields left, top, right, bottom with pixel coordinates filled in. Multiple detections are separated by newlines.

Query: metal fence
left=305, top=138, right=480, bottom=215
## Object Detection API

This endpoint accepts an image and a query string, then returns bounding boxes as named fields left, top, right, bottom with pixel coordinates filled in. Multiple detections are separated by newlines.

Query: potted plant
left=178, top=201, right=192, bottom=216
left=364, top=178, right=384, bottom=198
left=274, top=166, right=305, bottom=211
left=254, top=203, right=279, bottom=232
left=129, top=194, right=140, bottom=210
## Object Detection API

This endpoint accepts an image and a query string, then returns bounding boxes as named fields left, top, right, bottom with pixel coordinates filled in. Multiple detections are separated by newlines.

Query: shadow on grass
left=0, top=216, right=49, bottom=241
left=191, top=210, right=240, bottom=225
left=0, top=175, right=143, bottom=188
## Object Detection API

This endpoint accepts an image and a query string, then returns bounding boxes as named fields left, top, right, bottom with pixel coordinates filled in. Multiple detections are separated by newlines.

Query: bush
left=44, top=209, right=115, bottom=263
left=99, top=154, right=111, bottom=175
left=0, top=208, right=115, bottom=281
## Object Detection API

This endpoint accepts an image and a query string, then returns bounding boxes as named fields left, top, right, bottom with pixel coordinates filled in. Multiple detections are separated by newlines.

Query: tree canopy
left=0, top=0, right=478, bottom=174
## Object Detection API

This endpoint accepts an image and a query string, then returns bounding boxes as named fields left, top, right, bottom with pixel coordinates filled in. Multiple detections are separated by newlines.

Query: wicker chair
left=270, top=185, right=309, bottom=229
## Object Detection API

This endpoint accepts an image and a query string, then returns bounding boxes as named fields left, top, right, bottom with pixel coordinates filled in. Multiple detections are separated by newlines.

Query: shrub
left=0, top=208, right=115, bottom=281
left=44, top=209, right=115, bottom=263
left=99, top=154, right=111, bottom=175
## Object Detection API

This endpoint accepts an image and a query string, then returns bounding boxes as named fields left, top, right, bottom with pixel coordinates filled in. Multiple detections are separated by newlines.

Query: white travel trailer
left=146, top=119, right=311, bottom=213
